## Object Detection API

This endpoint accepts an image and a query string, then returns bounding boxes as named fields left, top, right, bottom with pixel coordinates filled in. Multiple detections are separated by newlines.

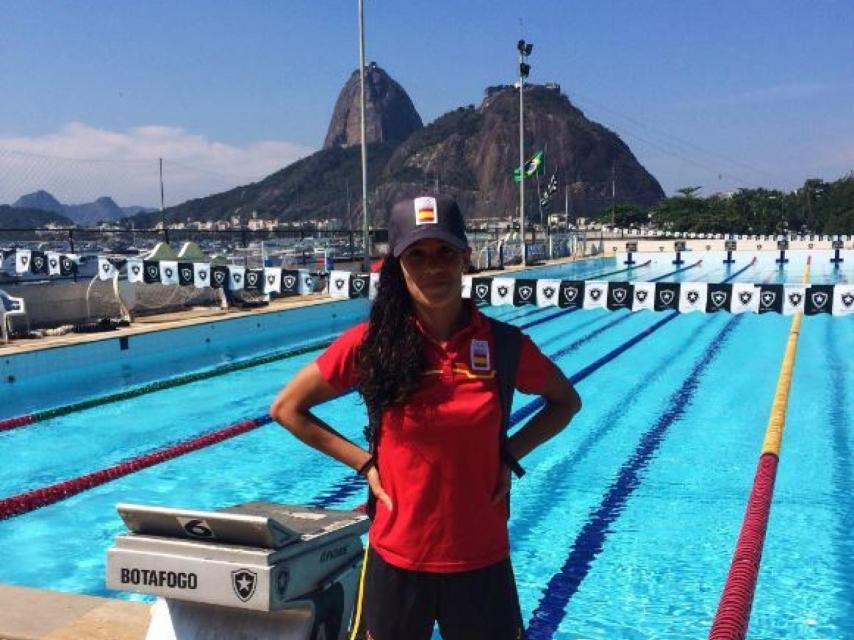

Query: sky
left=1, top=0, right=853, bottom=208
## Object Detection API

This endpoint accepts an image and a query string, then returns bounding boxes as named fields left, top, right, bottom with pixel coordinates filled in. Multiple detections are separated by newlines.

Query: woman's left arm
left=507, top=369, right=581, bottom=461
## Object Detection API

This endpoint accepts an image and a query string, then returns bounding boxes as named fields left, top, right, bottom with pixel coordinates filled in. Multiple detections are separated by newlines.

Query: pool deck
left=0, top=255, right=587, bottom=639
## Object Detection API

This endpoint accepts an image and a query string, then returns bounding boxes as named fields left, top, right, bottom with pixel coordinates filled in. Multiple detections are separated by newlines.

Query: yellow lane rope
left=760, top=260, right=810, bottom=456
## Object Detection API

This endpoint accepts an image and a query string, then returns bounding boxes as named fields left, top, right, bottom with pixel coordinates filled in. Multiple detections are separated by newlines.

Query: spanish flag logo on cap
left=413, top=196, right=438, bottom=226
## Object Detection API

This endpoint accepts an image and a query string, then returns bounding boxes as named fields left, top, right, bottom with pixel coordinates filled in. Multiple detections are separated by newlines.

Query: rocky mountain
left=374, top=84, right=664, bottom=221
left=130, top=75, right=663, bottom=227
left=324, top=63, right=423, bottom=149
left=12, top=190, right=152, bottom=227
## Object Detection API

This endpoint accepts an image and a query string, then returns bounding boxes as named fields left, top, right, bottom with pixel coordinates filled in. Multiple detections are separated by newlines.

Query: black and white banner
left=536, top=279, right=560, bottom=307
left=127, top=258, right=144, bottom=283
left=228, top=265, right=245, bottom=291
left=834, top=284, right=854, bottom=316
left=491, top=278, right=515, bottom=306
left=583, top=281, right=608, bottom=310
left=329, top=270, right=350, bottom=299
left=559, top=281, right=584, bottom=309
left=244, top=268, right=263, bottom=292
left=160, top=261, right=179, bottom=286
left=607, top=282, right=633, bottom=311
left=193, top=264, right=211, bottom=289
left=458, top=276, right=851, bottom=317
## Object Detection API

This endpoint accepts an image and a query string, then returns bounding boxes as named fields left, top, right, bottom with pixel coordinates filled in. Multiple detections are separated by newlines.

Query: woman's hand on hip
left=366, top=466, right=393, bottom=511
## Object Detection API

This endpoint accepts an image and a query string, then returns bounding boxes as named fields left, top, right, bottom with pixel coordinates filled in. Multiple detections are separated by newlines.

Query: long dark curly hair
left=356, top=256, right=424, bottom=419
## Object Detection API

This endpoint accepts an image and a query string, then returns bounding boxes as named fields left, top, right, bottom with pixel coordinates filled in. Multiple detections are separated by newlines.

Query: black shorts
left=358, top=547, right=525, bottom=640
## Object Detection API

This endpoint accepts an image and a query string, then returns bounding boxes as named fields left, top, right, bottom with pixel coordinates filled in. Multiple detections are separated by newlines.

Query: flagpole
left=517, top=39, right=532, bottom=265
left=518, top=52, right=525, bottom=265
left=358, top=0, right=370, bottom=271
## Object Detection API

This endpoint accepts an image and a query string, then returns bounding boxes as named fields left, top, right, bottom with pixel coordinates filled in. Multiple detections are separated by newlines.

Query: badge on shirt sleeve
left=470, top=339, right=491, bottom=371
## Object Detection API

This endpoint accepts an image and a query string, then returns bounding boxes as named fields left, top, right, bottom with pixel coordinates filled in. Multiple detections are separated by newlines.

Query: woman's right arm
left=269, top=363, right=392, bottom=509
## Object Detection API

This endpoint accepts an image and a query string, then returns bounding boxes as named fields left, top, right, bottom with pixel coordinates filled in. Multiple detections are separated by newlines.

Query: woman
left=270, top=194, right=581, bottom=640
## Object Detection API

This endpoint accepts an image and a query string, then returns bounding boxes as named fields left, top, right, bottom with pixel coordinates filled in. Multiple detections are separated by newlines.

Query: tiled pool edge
left=0, top=584, right=149, bottom=640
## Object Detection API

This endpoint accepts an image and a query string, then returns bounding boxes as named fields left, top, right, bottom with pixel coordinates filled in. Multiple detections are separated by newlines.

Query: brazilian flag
left=512, top=150, right=545, bottom=182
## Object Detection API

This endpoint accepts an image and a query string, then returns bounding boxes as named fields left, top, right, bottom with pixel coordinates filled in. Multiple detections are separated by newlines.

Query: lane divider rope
left=707, top=258, right=810, bottom=640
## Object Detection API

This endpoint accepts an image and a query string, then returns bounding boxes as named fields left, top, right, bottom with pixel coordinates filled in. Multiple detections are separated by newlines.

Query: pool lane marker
left=707, top=259, right=810, bottom=640
left=0, top=262, right=715, bottom=521
left=0, top=261, right=661, bottom=434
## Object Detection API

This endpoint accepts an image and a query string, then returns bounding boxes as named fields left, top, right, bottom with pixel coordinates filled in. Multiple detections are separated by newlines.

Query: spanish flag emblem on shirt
left=413, top=196, right=438, bottom=225
left=470, top=339, right=491, bottom=371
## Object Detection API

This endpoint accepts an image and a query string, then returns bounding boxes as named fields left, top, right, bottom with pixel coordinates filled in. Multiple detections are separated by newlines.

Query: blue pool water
left=0, top=255, right=852, bottom=639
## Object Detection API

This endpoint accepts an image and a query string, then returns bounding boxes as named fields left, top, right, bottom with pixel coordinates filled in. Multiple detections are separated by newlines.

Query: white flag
left=583, top=280, right=608, bottom=310
left=193, top=263, right=211, bottom=289
left=97, top=256, right=117, bottom=280
left=160, top=260, right=179, bottom=286
left=15, top=250, right=32, bottom=274
left=228, top=265, right=245, bottom=291
left=264, top=267, right=281, bottom=294
left=679, top=282, right=708, bottom=314
left=631, top=281, right=656, bottom=312
left=369, top=272, right=380, bottom=300
left=782, top=285, right=806, bottom=315
left=536, top=279, right=560, bottom=307
left=329, top=270, right=350, bottom=299
left=731, top=283, right=759, bottom=314
left=461, top=276, right=473, bottom=299
left=298, top=269, right=315, bottom=295
left=126, top=258, right=144, bottom=283
left=46, top=252, right=62, bottom=276
left=833, top=284, right=854, bottom=316
left=490, top=277, right=515, bottom=306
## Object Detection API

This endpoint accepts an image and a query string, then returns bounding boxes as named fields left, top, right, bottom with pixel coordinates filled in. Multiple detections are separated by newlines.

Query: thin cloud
left=0, top=122, right=315, bottom=207
left=674, top=82, right=843, bottom=110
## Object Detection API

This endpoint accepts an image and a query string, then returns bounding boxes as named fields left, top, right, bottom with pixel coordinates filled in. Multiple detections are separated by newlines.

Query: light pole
left=358, top=0, right=370, bottom=271
left=517, top=39, right=532, bottom=264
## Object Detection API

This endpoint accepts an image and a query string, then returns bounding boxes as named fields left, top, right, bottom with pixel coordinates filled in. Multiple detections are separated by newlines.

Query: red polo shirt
left=315, top=306, right=556, bottom=572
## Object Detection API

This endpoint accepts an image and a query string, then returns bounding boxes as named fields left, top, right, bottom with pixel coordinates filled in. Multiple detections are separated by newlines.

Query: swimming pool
left=0, top=254, right=851, bottom=639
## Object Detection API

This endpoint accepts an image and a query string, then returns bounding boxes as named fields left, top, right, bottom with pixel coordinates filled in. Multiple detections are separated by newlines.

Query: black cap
left=388, top=195, right=468, bottom=257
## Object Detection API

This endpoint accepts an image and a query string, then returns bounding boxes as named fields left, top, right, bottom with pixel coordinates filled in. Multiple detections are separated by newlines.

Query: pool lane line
left=707, top=259, right=810, bottom=640
left=524, top=312, right=744, bottom=640
left=826, top=318, right=854, bottom=628
left=0, top=263, right=715, bottom=520
left=522, top=261, right=761, bottom=638
left=0, top=261, right=659, bottom=434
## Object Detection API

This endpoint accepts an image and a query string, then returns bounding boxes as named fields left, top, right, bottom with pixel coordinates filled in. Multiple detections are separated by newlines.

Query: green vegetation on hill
left=597, top=175, right=854, bottom=234
left=0, top=205, right=75, bottom=228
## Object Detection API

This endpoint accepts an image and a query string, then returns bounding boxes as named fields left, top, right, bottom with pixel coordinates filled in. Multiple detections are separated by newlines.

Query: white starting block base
left=147, top=599, right=313, bottom=640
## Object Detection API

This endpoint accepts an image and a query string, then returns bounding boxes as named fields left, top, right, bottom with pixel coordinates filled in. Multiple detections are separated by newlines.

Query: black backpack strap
left=363, top=406, right=381, bottom=520
left=489, top=317, right=525, bottom=478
